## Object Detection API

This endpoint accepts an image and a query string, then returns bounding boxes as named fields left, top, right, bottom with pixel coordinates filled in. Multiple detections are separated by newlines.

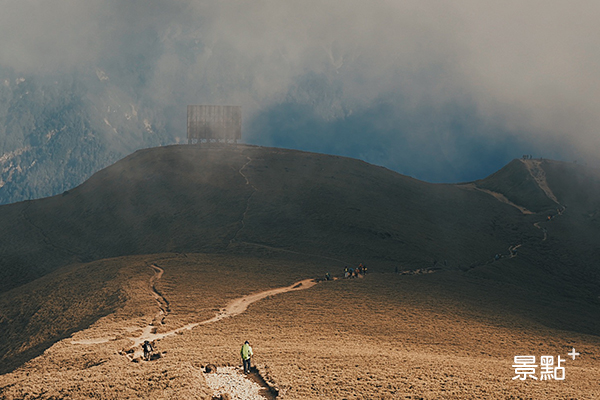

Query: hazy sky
left=1, top=0, right=599, bottom=182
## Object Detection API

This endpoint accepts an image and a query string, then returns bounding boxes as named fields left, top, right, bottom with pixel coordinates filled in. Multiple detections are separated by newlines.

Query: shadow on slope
left=0, top=144, right=527, bottom=293
left=1, top=146, right=599, bottom=376
left=0, top=257, right=126, bottom=374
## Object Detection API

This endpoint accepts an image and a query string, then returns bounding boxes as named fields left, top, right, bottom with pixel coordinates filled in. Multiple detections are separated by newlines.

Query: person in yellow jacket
left=241, top=340, right=253, bottom=374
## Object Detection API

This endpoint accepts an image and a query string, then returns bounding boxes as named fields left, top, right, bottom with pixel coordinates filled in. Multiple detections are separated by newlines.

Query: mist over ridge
left=1, top=0, right=599, bottom=204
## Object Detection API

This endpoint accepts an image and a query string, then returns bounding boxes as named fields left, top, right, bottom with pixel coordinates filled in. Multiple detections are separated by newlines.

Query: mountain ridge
left=1, top=144, right=599, bottom=392
left=0, top=144, right=536, bottom=293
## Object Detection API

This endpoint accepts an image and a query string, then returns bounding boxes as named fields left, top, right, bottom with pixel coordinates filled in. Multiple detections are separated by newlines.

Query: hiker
left=348, top=267, right=354, bottom=278
left=142, top=340, right=153, bottom=361
left=241, top=341, right=253, bottom=374
left=325, top=272, right=331, bottom=281
left=344, top=267, right=349, bottom=279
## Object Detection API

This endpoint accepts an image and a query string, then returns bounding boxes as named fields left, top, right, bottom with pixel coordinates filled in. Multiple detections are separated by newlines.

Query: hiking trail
left=71, top=265, right=317, bottom=360
left=148, top=264, right=170, bottom=326
left=463, top=183, right=533, bottom=215
left=520, top=159, right=560, bottom=205
left=461, top=161, right=568, bottom=262
left=229, top=156, right=258, bottom=245
left=533, top=222, right=548, bottom=241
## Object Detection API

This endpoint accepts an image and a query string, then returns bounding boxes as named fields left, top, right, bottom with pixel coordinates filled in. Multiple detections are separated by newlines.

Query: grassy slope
left=475, top=159, right=557, bottom=213
left=235, top=148, right=524, bottom=270
left=471, top=161, right=600, bottom=303
left=0, top=144, right=526, bottom=293
left=0, top=146, right=252, bottom=292
left=0, top=257, right=133, bottom=374
left=1, top=145, right=599, bottom=397
left=1, top=254, right=598, bottom=399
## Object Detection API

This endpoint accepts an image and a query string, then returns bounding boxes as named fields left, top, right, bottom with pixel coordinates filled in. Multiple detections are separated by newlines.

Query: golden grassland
left=1, top=252, right=599, bottom=399
left=0, top=257, right=127, bottom=374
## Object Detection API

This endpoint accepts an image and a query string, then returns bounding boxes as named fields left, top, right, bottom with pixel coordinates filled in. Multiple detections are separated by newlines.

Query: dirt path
left=462, top=166, right=566, bottom=257
left=72, top=265, right=317, bottom=360
left=462, top=184, right=533, bottom=215
left=520, top=159, right=560, bottom=205
left=533, top=222, right=548, bottom=241
left=229, top=156, right=258, bottom=245
left=148, top=264, right=169, bottom=326
left=129, top=277, right=316, bottom=359
left=508, top=244, right=522, bottom=258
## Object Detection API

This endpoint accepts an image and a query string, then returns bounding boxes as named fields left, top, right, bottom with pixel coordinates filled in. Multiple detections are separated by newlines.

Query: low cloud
left=1, top=0, right=598, bottom=181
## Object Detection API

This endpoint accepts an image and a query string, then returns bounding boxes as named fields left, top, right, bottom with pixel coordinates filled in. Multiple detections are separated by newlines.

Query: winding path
left=229, top=156, right=258, bottom=245
left=463, top=160, right=568, bottom=259
left=533, top=222, right=548, bottom=241
left=72, top=265, right=318, bottom=359
left=128, top=275, right=316, bottom=359
left=148, top=264, right=169, bottom=326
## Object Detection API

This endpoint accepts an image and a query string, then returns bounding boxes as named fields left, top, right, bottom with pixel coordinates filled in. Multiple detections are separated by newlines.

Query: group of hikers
left=141, top=339, right=254, bottom=374
left=322, top=263, right=368, bottom=281
left=344, top=263, right=367, bottom=278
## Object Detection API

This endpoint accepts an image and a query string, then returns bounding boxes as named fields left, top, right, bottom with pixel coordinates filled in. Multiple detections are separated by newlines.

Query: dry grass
left=185, top=272, right=600, bottom=399
left=0, top=256, right=128, bottom=374
left=2, top=253, right=598, bottom=399
left=0, top=145, right=557, bottom=293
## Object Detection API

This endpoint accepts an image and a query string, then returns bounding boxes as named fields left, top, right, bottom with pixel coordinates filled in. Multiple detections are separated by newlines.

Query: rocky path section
left=204, top=367, right=267, bottom=400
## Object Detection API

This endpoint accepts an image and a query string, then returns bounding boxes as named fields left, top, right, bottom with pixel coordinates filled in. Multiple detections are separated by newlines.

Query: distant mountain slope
left=0, top=144, right=528, bottom=293
left=1, top=145, right=599, bottom=378
left=474, top=159, right=558, bottom=213
left=470, top=158, right=600, bottom=301
left=0, top=69, right=172, bottom=205
left=0, top=144, right=598, bottom=302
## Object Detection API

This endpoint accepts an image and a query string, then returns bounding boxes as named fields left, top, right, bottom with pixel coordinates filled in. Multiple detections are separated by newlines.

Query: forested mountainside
left=0, top=67, right=172, bottom=205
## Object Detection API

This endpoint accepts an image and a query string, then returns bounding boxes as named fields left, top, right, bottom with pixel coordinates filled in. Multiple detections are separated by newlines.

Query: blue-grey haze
left=0, top=1, right=597, bottom=204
